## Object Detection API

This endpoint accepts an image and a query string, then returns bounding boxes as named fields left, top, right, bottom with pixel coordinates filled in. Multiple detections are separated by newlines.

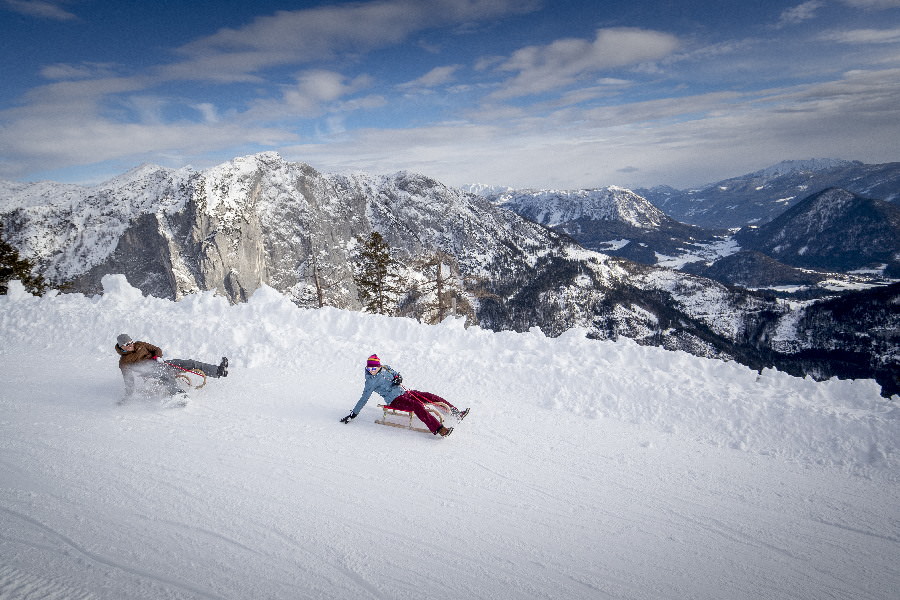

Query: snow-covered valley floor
left=1, top=276, right=898, bottom=600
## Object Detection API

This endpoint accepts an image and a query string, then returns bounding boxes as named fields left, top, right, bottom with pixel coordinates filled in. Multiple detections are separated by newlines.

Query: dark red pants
left=388, top=391, right=456, bottom=434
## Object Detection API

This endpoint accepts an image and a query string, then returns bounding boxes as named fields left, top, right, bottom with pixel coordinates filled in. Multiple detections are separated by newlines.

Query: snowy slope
left=491, top=186, right=667, bottom=228
left=1, top=276, right=898, bottom=600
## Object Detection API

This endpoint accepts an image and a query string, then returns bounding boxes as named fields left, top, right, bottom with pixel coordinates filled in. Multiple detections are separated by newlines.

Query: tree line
left=303, top=231, right=485, bottom=325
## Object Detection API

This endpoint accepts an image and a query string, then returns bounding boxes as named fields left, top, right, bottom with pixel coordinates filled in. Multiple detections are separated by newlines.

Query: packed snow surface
left=1, top=275, right=898, bottom=600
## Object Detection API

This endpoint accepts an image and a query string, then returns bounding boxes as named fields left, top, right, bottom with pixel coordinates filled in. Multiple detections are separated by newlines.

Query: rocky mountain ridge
left=1, top=153, right=898, bottom=394
left=485, top=186, right=728, bottom=267
left=487, top=173, right=898, bottom=293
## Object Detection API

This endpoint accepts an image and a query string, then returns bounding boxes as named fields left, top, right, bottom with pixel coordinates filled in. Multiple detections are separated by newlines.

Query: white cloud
left=246, top=70, right=376, bottom=120
left=820, top=26, right=900, bottom=43
left=162, top=0, right=540, bottom=83
left=0, top=115, right=296, bottom=180
left=776, top=1, right=823, bottom=27
left=39, top=62, right=119, bottom=80
left=490, top=28, right=679, bottom=99
left=2, top=0, right=76, bottom=20
left=398, top=65, right=461, bottom=89
left=840, top=0, right=900, bottom=8
left=193, top=103, right=219, bottom=124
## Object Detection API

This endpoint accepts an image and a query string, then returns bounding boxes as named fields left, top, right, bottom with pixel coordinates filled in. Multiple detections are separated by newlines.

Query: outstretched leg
left=168, top=358, right=223, bottom=378
left=387, top=392, right=443, bottom=434
left=407, top=390, right=456, bottom=410
left=408, top=390, right=468, bottom=422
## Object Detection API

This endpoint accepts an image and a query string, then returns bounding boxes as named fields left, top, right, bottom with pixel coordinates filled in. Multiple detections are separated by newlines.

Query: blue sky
left=1, top=0, right=899, bottom=189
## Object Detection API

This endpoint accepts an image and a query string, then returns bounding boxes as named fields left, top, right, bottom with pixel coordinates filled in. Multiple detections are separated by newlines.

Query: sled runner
left=375, top=401, right=450, bottom=434
left=173, top=366, right=207, bottom=389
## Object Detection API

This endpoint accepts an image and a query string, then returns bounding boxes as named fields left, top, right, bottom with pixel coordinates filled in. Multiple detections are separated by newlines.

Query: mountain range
left=480, top=165, right=900, bottom=292
left=1, top=153, right=898, bottom=395
left=634, top=159, right=900, bottom=229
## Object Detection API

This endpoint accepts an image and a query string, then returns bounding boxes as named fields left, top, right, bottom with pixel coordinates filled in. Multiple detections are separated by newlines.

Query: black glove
left=391, top=373, right=403, bottom=386
left=340, top=412, right=357, bottom=424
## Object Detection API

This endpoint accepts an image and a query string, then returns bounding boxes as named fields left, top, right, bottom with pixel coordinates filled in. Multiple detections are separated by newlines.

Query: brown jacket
left=115, top=340, right=164, bottom=399
left=115, top=341, right=163, bottom=369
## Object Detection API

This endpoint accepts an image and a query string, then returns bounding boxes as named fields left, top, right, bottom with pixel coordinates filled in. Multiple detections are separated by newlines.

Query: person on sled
left=340, top=354, right=468, bottom=436
left=114, top=333, right=228, bottom=404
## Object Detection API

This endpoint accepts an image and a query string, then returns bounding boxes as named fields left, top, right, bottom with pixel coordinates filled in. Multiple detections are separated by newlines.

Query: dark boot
left=436, top=426, right=453, bottom=437
left=217, top=357, right=229, bottom=377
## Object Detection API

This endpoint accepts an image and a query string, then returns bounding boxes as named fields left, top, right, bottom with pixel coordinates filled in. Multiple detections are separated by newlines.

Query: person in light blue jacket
left=340, top=354, right=468, bottom=436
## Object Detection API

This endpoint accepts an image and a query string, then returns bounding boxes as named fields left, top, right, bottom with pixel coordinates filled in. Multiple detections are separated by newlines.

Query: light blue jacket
left=352, top=365, right=403, bottom=415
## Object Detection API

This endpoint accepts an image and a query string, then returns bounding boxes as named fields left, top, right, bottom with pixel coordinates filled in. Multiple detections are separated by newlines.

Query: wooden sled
left=375, top=402, right=450, bottom=434
left=175, top=369, right=207, bottom=389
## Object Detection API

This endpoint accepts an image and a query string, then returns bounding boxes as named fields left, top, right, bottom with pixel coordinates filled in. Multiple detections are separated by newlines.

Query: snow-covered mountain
left=679, top=188, right=900, bottom=290
left=736, top=187, right=900, bottom=274
left=485, top=186, right=726, bottom=266
left=1, top=277, right=897, bottom=599
left=488, top=179, right=898, bottom=291
left=1, top=153, right=557, bottom=305
left=637, top=159, right=900, bottom=228
left=491, top=186, right=667, bottom=228
left=1, top=153, right=898, bottom=394
left=459, top=182, right=513, bottom=196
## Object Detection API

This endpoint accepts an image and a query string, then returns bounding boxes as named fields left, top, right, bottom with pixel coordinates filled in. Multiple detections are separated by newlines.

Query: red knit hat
left=366, top=354, right=381, bottom=368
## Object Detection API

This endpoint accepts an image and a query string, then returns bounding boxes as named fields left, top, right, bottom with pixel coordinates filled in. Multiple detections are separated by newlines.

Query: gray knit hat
left=117, top=333, right=133, bottom=346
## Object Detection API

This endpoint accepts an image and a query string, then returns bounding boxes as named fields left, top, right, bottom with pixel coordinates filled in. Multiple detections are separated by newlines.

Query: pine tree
left=296, top=236, right=343, bottom=308
left=404, top=251, right=477, bottom=325
left=0, top=222, right=48, bottom=295
left=353, top=232, right=402, bottom=315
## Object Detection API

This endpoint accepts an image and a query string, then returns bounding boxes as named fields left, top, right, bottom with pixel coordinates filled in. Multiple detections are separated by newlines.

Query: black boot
left=217, top=357, right=229, bottom=377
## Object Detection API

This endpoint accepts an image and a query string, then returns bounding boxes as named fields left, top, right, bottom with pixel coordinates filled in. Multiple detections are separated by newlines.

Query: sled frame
left=375, top=402, right=450, bottom=434
left=175, top=369, right=207, bottom=389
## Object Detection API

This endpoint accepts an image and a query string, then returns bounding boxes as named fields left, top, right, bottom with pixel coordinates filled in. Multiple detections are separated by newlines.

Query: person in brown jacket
left=114, top=333, right=228, bottom=404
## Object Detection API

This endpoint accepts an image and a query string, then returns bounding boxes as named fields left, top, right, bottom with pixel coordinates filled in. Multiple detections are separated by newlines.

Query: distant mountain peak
left=490, top=186, right=667, bottom=229
left=637, top=159, right=900, bottom=229
left=460, top=183, right=514, bottom=196
left=750, top=159, right=860, bottom=179
left=96, top=163, right=190, bottom=193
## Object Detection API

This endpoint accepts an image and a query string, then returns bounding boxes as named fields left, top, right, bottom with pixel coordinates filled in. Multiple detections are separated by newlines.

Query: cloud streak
left=2, top=0, right=76, bottom=21
left=776, top=1, right=824, bottom=28
left=162, top=0, right=540, bottom=83
left=491, top=28, right=680, bottom=99
left=399, top=65, right=462, bottom=90
left=821, top=26, right=900, bottom=43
